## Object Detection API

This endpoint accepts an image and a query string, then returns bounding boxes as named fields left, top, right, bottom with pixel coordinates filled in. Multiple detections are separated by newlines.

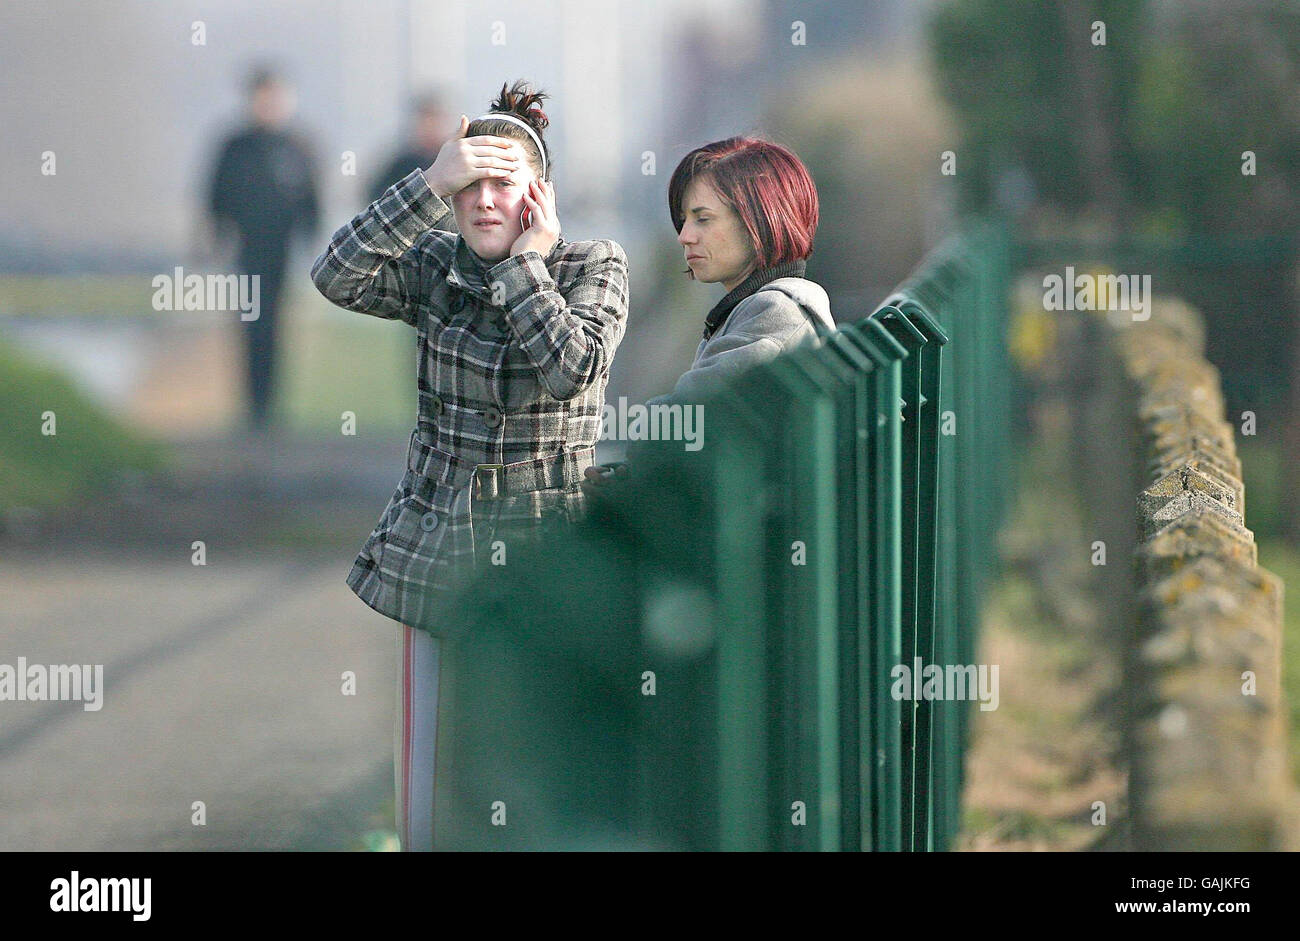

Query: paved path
left=0, top=430, right=423, bottom=850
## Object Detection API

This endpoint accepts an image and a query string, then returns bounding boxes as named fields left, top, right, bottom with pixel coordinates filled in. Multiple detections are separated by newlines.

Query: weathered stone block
left=1138, top=510, right=1257, bottom=583
left=1138, top=383, right=1226, bottom=423
left=1129, top=665, right=1288, bottom=850
left=1146, top=411, right=1236, bottom=456
left=1140, top=489, right=1246, bottom=542
left=1148, top=444, right=1243, bottom=484
left=1138, top=463, right=1246, bottom=523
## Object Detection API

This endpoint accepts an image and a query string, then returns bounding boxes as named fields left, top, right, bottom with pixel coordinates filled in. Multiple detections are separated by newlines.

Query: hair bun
left=492, top=79, right=550, bottom=132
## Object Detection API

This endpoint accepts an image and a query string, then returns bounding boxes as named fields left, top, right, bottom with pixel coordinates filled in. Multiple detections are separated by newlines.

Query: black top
left=208, top=125, right=319, bottom=248
left=702, top=259, right=807, bottom=339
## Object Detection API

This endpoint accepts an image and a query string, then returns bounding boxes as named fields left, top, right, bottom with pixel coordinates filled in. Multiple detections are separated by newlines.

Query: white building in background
left=0, top=0, right=918, bottom=270
left=0, top=0, right=710, bottom=270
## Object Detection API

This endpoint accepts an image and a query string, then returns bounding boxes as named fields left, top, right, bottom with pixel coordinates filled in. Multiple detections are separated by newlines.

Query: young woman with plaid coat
left=310, top=81, right=629, bottom=850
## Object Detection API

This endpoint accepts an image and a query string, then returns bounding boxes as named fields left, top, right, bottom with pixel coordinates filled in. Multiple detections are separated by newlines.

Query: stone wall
left=1062, top=296, right=1292, bottom=850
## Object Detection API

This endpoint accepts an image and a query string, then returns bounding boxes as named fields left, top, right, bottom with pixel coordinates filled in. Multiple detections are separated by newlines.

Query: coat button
left=483, top=406, right=502, bottom=427
left=431, top=395, right=444, bottom=416
left=420, top=511, right=439, bottom=532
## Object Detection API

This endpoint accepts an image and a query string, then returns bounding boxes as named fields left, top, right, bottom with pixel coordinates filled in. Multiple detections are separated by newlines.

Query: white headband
left=472, top=112, right=548, bottom=180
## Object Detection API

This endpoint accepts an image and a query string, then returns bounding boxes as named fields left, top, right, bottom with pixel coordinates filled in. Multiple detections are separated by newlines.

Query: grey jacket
left=649, top=275, right=835, bottom=407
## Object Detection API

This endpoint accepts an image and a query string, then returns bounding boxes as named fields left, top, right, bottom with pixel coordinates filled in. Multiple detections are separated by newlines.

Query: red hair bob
left=668, top=137, right=819, bottom=272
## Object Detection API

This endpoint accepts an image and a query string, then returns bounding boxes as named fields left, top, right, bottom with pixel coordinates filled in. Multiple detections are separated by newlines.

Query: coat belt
left=404, top=429, right=595, bottom=499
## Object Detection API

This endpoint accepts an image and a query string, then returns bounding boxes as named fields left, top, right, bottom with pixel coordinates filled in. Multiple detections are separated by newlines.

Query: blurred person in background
left=367, top=91, right=455, bottom=210
left=207, top=65, right=321, bottom=434
left=585, top=136, right=830, bottom=489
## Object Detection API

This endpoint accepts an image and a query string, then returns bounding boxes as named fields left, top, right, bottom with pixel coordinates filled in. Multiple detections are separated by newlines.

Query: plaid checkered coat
left=310, top=167, right=630, bottom=635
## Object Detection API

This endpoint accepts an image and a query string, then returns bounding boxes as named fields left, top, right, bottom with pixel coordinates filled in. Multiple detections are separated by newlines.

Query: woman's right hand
left=422, top=115, right=525, bottom=198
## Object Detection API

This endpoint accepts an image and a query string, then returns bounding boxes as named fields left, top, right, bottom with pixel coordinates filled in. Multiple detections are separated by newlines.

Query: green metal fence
left=431, top=220, right=1013, bottom=851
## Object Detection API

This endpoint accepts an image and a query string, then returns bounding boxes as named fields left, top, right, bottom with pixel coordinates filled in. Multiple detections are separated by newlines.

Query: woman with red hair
left=586, top=136, right=830, bottom=485
left=662, top=135, right=831, bottom=394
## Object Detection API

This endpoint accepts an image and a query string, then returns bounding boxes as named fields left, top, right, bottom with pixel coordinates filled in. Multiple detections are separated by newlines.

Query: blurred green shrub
left=0, top=339, right=168, bottom=515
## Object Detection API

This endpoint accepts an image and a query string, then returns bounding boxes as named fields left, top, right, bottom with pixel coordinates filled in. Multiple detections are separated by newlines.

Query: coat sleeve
left=486, top=240, right=631, bottom=401
left=309, top=167, right=450, bottom=327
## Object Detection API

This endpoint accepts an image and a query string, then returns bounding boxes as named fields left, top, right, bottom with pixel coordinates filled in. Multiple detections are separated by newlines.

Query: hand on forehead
left=473, top=136, right=535, bottom=173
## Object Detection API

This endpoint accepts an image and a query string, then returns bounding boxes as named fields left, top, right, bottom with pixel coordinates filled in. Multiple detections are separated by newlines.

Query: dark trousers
left=238, top=245, right=288, bottom=431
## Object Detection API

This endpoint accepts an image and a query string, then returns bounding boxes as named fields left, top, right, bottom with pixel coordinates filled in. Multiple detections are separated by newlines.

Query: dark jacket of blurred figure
left=207, top=69, right=320, bottom=431
left=366, top=93, right=457, bottom=221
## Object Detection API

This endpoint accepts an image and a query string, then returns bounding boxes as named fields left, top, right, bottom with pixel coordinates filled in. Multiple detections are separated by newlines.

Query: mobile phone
left=521, top=206, right=532, bottom=229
